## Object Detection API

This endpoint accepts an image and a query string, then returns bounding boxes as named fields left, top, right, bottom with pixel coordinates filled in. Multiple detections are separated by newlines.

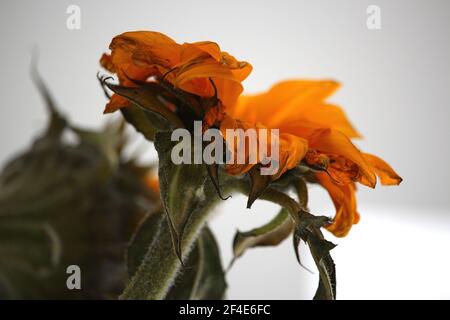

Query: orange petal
left=281, top=103, right=360, bottom=138
left=109, top=31, right=181, bottom=77
left=226, top=94, right=259, bottom=123
left=317, top=172, right=359, bottom=237
left=100, top=53, right=115, bottom=73
left=102, top=31, right=251, bottom=110
left=103, top=94, right=131, bottom=114
left=229, top=80, right=358, bottom=138
left=229, top=80, right=339, bottom=126
left=263, top=80, right=340, bottom=127
left=230, top=62, right=252, bottom=82
left=175, top=60, right=245, bottom=107
left=214, top=78, right=245, bottom=110
left=190, top=41, right=221, bottom=61
left=178, top=42, right=218, bottom=66
left=220, top=118, right=255, bottom=176
left=273, top=133, right=308, bottom=179
left=221, top=52, right=253, bottom=81
left=362, top=153, right=402, bottom=185
left=219, top=116, right=307, bottom=179
left=308, top=129, right=376, bottom=187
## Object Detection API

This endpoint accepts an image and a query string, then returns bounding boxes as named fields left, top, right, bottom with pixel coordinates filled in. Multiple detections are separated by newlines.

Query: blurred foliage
left=0, top=74, right=159, bottom=299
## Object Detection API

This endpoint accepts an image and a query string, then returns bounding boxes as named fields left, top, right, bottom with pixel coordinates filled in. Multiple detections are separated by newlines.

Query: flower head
left=99, top=30, right=403, bottom=300
left=100, top=31, right=252, bottom=113
left=100, top=31, right=401, bottom=238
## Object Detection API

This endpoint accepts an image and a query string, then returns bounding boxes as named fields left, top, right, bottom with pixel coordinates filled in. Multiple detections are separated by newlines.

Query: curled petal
left=110, top=31, right=180, bottom=69
left=175, top=60, right=246, bottom=107
left=317, top=172, right=359, bottom=237
left=180, top=42, right=221, bottom=63
left=362, top=153, right=402, bottom=186
left=308, top=129, right=376, bottom=187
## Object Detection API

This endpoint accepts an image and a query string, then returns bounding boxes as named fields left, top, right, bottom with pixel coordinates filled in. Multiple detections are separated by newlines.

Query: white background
left=0, top=0, right=449, bottom=299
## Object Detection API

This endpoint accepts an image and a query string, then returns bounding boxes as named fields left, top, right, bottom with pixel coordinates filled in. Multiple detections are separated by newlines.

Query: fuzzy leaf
left=121, top=103, right=170, bottom=141
left=167, top=226, right=227, bottom=300
left=230, top=209, right=293, bottom=267
left=309, top=236, right=337, bottom=300
left=125, top=213, right=226, bottom=299
left=206, top=163, right=230, bottom=200
left=190, top=226, right=227, bottom=299
left=154, top=132, right=209, bottom=261
left=127, top=212, right=164, bottom=278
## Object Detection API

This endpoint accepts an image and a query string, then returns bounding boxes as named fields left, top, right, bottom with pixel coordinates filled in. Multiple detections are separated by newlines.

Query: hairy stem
left=119, top=199, right=217, bottom=300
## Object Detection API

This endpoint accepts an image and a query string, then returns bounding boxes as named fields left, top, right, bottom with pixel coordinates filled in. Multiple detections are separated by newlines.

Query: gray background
left=1, top=0, right=449, bottom=299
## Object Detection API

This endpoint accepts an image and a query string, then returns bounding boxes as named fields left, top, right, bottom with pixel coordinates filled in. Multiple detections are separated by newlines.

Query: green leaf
left=189, top=226, right=227, bottom=299
left=206, top=163, right=230, bottom=200
left=167, top=226, right=227, bottom=300
left=309, top=236, right=336, bottom=300
left=121, top=103, right=170, bottom=141
left=127, top=211, right=227, bottom=300
left=126, top=212, right=164, bottom=278
left=154, top=132, right=210, bottom=261
left=121, top=211, right=177, bottom=299
left=230, top=208, right=293, bottom=267
left=246, top=166, right=271, bottom=209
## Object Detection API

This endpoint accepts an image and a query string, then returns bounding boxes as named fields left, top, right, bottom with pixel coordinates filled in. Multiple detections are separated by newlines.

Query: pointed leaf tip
left=206, top=164, right=231, bottom=201
left=247, top=166, right=272, bottom=208
left=231, top=209, right=293, bottom=268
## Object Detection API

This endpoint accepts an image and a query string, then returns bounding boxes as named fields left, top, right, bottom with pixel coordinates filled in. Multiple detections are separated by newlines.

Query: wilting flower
left=222, top=80, right=402, bottom=236
left=100, top=31, right=252, bottom=113
left=98, top=30, right=403, bottom=301
left=100, top=31, right=401, bottom=238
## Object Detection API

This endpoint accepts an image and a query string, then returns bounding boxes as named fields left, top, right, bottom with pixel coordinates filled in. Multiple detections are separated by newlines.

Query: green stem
left=119, top=199, right=217, bottom=300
